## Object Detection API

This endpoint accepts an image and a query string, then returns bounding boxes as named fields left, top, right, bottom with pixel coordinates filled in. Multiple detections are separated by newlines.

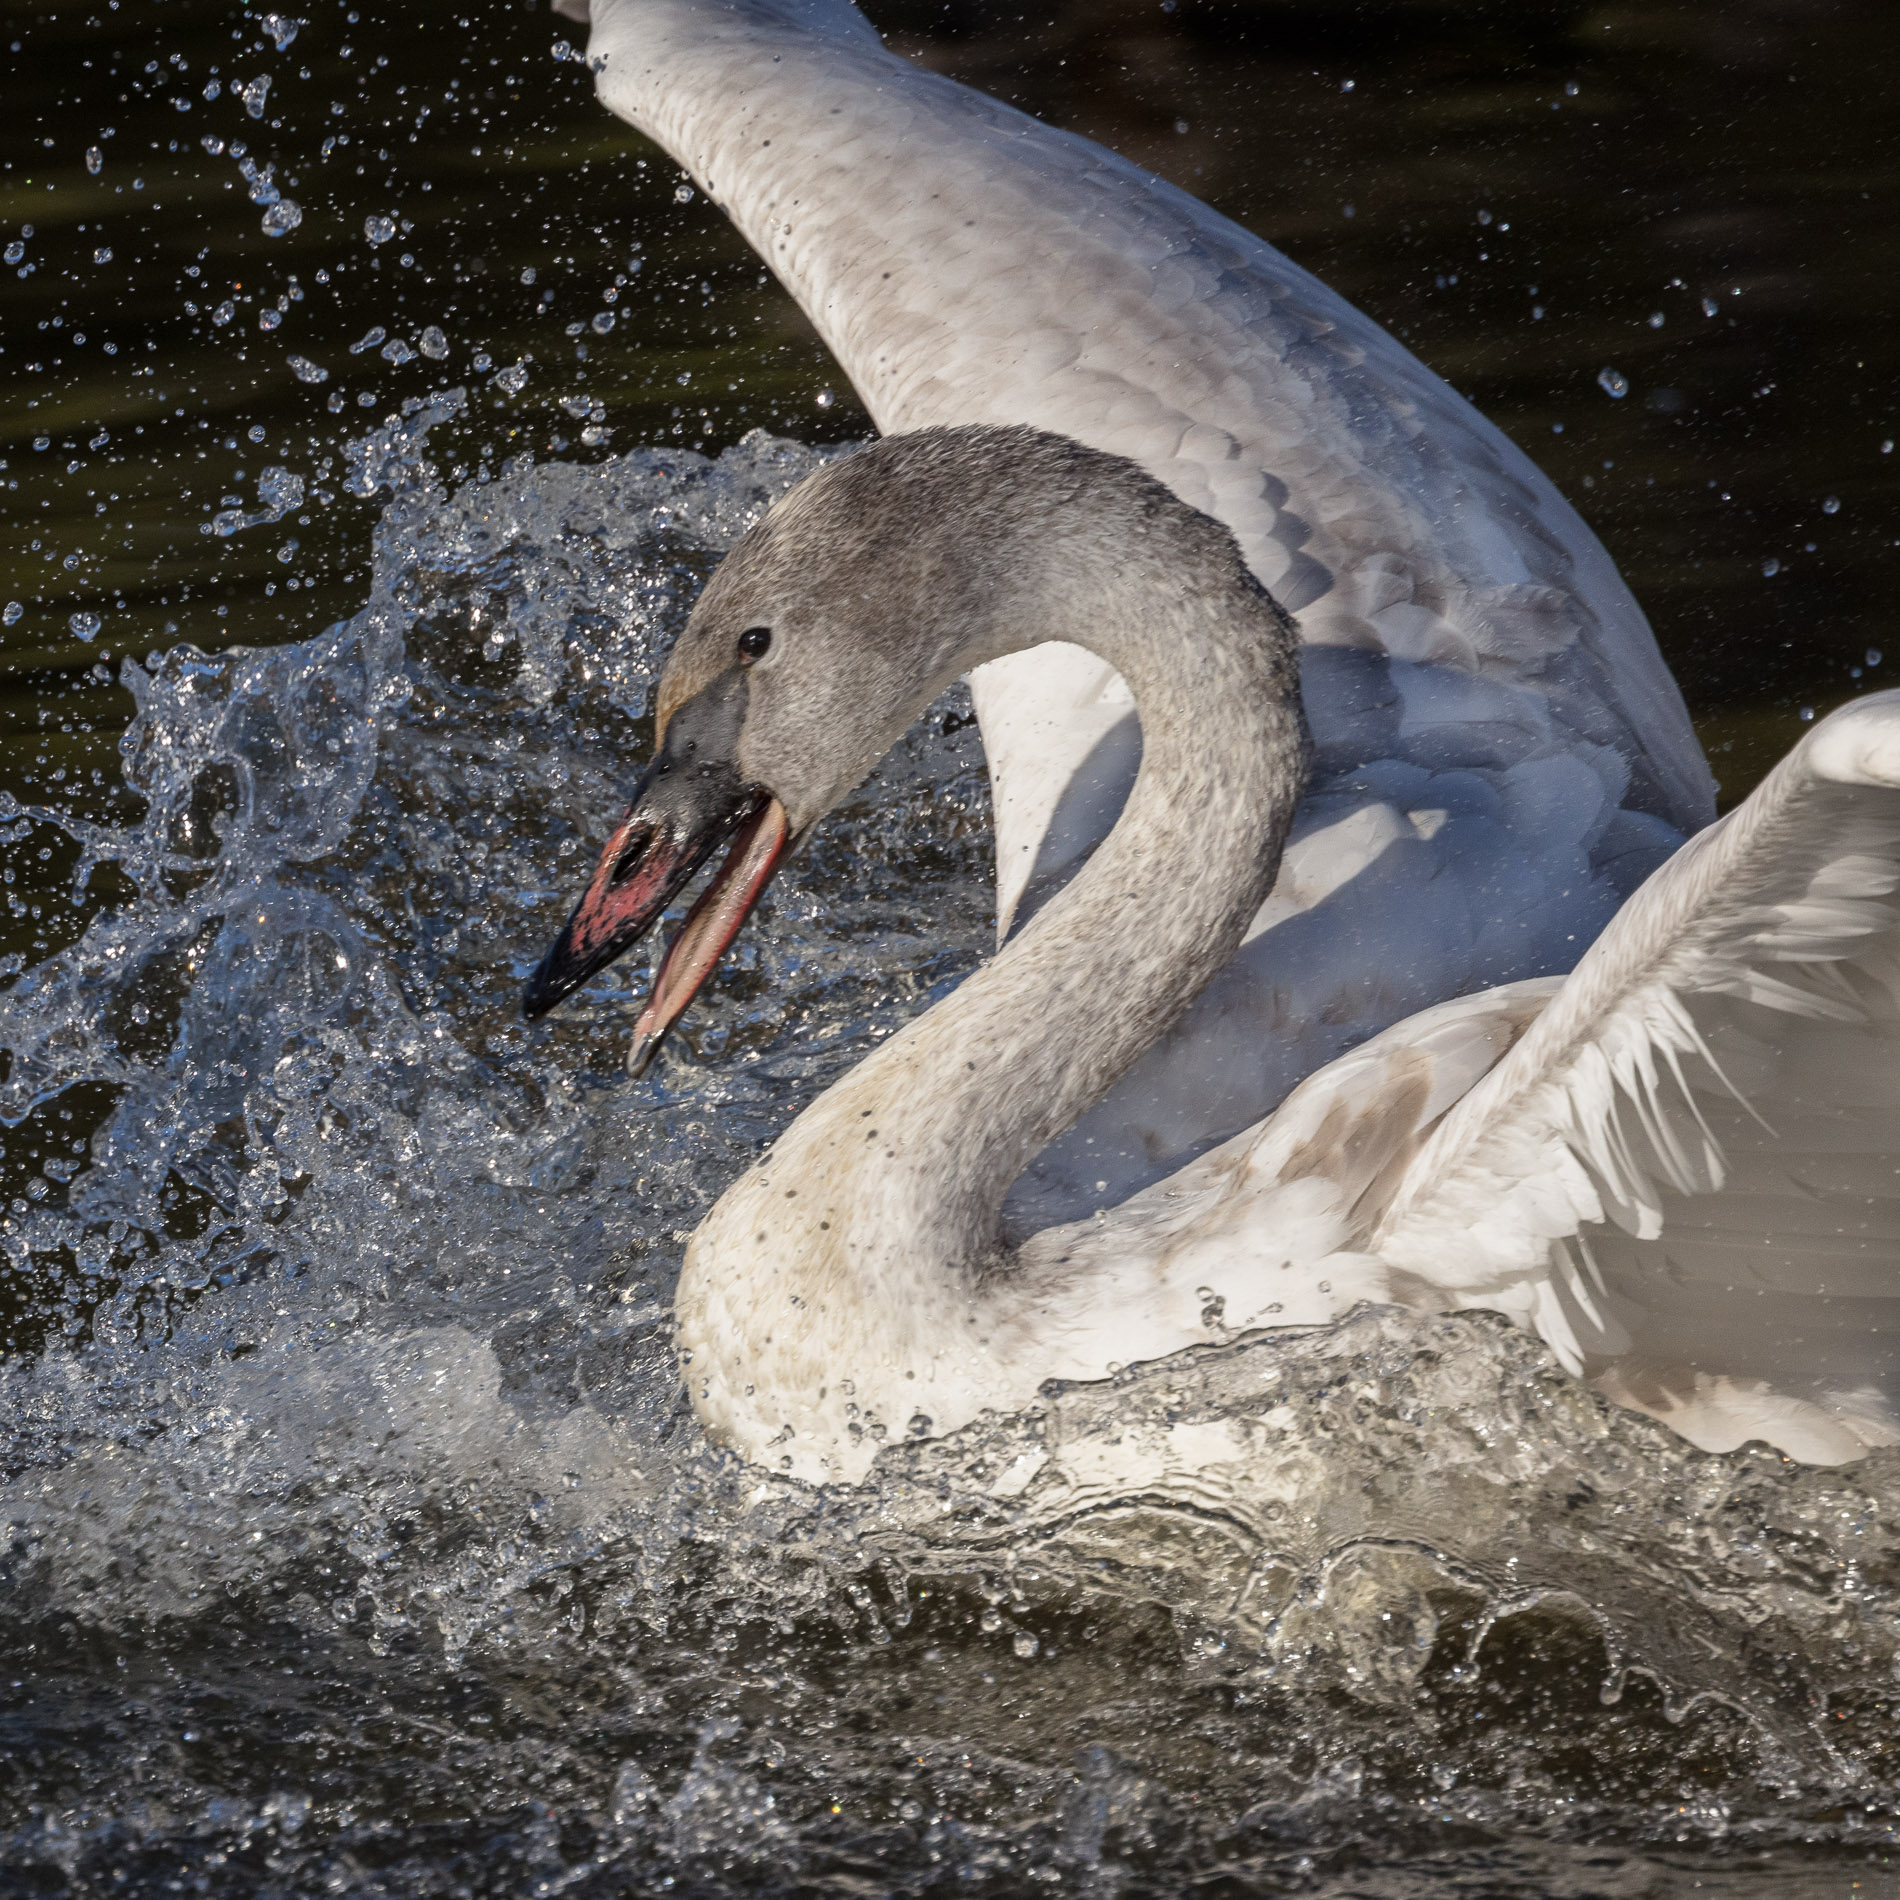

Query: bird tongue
left=626, top=795, right=791, bottom=1077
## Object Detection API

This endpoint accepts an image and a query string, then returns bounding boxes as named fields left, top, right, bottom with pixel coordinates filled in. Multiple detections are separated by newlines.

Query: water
left=0, top=385, right=1896, bottom=1900
left=3, top=3, right=1900, bottom=1895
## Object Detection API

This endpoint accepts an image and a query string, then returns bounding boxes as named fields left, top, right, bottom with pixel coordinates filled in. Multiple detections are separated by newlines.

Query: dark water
left=2, top=3, right=1900, bottom=1895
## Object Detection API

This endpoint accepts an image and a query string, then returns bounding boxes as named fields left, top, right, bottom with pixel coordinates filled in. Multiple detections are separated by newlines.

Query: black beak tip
left=520, top=951, right=569, bottom=1022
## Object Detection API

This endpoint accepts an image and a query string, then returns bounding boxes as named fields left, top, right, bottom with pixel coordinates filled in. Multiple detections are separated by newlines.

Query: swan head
left=521, top=423, right=1263, bottom=1067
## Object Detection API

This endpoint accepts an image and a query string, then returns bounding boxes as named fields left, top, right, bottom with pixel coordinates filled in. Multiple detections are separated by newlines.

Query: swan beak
left=621, top=795, right=790, bottom=1076
left=522, top=776, right=792, bottom=1069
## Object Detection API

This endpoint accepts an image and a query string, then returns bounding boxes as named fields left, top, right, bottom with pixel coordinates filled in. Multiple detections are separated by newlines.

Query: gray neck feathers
left=800, top=432, right=1310, bottom=1274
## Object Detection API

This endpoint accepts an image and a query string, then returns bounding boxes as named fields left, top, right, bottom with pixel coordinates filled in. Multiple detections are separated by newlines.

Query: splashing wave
left=0, top=402, right=1897, bottom=1894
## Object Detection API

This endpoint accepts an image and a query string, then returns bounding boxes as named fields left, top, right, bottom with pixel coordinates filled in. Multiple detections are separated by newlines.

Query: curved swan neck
left=865, top=570, right=1309, bottom=1253
left=697, top=434, right=1308, bottom=1265
left=670, top=433, right=1308, bottom=1469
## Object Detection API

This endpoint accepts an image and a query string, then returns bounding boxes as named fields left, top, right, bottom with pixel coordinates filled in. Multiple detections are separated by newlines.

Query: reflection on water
left=1, top=1, right=1899, bottom=1894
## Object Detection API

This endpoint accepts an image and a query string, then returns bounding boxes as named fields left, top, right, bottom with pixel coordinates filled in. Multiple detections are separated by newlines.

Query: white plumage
left=572, top=0, right=1714, bottom=1224
left=1034, top=696, right=1900, bottom=1470
left=548, top=1, right=1900, bottom=1480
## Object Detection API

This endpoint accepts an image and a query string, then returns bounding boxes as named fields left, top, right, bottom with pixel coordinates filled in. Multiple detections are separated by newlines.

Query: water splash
left=2, top=412, right=1898, bottom=1893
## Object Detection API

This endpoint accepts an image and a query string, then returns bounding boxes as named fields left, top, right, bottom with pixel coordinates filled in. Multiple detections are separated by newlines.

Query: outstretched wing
left=578, top=0, right=1714, bottom=1219
left=580, top=0, right=1713, bottom=878
left=1372, top=692, right=1900, bottom=1462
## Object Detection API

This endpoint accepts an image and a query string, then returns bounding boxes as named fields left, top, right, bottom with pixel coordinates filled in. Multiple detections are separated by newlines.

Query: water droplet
left=363, top=214, right=397, bottom=246
left=1564, top=79, right=1579, bottom=96
left=85, top=147, right=102, bottom=175
left=1597, top=366, right=1630, bottom=399
left=1867, top=648, right=1883, bottom=667
left=203, top=79, right=222, bottom=102
left=212, top=301, right=236, bottom=325
left=1174, top=118, right=1190, bottom=135
left=261, top=200, right=302, bottom=237
left=201, top=134, right=225, bottom=157
left=1800, top=706, right=1815, bottom=722
left=979, top=1608, right=1002, bottom=1634
left=380, top=337, right=416, bottom=365
left=2, top=603, right=22, bottom=627
left=815, top=388, right=835, bottom=408
left=257, top=466, right=303, bottom=517
left=259, top=309, right=282, bottom=332
left=1648, top=311, right=1665, bottom=328
left=1701, top=295, right=1718, bottom=317
left=470, top=351, right=492, bottom=372
left=249, top=425, right=268, bottom=444
left=673, top=184, right=695, bottom=203
left=1823, top=495, right=1841, bottom=514
left=237, top=74, right=272, bottom=119
left=492, top=361, right=529, bottom=396
left=1341, top=77, right=1355, bottom=91
left=261, top=13, right=299, bottom=50
left=418, top=325, right=448, bottom=360
left=1476, top=208, right=1492, bottom=225
left=1012, top=1631, right=1039, bottom=1660
left=349, top=327, right=386, bottom=355
left=287, top=354, right=328, bottom=384
left=3, top=241, right=23, bottom=266
left=590, top=310, right=615, bottom=334
left=1762, top=557, right=1781, bottom=577
left=519, top=266, right=536, bottom=286
left=92, top=246, right=111, bottom=264
left=276, top=539, right=300, bottom=564
left=69, top=612, right=101, bottom=641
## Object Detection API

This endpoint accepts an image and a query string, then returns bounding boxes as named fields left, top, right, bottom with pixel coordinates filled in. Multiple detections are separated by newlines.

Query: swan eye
left=737, top=626, right=772, bottom=662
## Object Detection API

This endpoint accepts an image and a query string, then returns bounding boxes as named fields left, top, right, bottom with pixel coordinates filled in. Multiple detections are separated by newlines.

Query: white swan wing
left=578, top=0, right=1715, bottom=1212
left=1369, top=692, right=1900, bottom=1461
left=1009, top=979, right=1557, bottom=1366
left=579, top=0, right=1711, bottom=816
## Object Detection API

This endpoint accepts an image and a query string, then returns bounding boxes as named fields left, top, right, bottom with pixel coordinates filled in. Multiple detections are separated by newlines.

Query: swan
left=525, top=424, right=1900, bottom=1484
left=552, top=0, right=1717, bottom=1230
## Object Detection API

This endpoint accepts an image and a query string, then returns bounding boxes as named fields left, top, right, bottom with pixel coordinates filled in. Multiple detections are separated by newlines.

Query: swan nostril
left=608, top=823, right=654, bottom=886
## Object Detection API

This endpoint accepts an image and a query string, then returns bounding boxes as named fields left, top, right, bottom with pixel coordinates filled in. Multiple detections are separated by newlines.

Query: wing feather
left=1373, top=693, right=1900, bottom=1453
left=582, top=0, right=1715, bottom=1216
